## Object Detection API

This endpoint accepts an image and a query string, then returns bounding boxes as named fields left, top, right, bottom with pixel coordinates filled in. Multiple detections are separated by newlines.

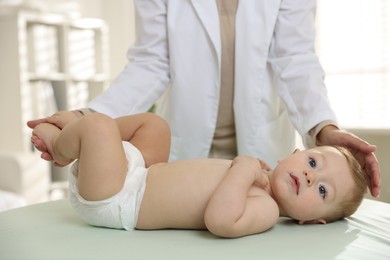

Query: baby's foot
left=32, top=123, right=72, bottom=167
left=30, top=134, right=53, bottom=161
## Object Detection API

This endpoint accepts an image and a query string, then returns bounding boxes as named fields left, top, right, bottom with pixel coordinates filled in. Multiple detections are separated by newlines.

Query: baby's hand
left=254, top=159, right=271, bottom=193
left=230, top=156, right=271, bottom=192
left=254, top=171, right=269, bottom=189
left=257, top=159, right=271, bottom=172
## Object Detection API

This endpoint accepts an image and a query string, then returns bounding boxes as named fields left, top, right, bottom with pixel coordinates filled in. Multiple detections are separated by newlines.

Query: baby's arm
left=204, top=156, right=279, bottom=238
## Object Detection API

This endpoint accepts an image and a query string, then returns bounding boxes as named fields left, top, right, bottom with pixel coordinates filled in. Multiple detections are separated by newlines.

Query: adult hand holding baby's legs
left=27, top=110, right=84, bottom=162
left=31, top=123, right=74, bottom=167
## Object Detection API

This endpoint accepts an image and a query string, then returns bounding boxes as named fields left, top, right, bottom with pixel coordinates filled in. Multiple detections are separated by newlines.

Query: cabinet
left=0, top=8, right=109, bottom=204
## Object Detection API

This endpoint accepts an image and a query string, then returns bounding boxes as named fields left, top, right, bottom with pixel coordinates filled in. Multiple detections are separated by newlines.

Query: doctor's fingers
left=46, top=110, right=81, bottom=129
left=363, top=152, right=381, bottom=198
left=27, top=117, right=50, bottom=129
left=338, top=130, right=377, bottom=154
left=348, top=145, right=381, bottom=198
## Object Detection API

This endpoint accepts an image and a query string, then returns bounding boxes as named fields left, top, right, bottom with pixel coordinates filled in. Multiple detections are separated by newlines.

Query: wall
left=77, top=0, right=135, bottom=82
left=350, top=131, right=390, bottom=203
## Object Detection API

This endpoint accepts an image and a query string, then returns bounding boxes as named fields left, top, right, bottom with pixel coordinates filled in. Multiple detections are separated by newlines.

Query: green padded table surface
left=0, top=199, right=389, bottom=259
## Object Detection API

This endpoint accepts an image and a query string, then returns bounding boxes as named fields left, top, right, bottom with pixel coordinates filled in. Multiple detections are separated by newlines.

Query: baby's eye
left=308, top=157, right=316, bottom=169
left=319, top=184, right=327, bottom=199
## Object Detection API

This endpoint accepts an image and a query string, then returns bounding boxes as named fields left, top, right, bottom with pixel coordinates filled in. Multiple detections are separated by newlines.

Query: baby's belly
left=136, top=186, right=211, bottom=229
left=136, top=160, right=230, bottom=229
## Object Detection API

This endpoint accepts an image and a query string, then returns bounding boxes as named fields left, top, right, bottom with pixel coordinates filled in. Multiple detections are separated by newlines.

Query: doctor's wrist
left=74, top=108, right=96, bottom=117
left=316, top=124, right=340, bottom=146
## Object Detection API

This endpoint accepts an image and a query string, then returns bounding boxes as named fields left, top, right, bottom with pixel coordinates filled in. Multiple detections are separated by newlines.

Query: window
left=316, top=0, right=390, bottom=129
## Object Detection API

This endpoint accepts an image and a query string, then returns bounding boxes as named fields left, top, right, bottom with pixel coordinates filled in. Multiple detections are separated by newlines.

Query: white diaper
left=68, top=141, right=148, bottom=230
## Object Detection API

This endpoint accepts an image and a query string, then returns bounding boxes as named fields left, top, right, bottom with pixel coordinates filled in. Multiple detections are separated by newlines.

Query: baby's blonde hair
left=325, top=146, right=367, bottom=223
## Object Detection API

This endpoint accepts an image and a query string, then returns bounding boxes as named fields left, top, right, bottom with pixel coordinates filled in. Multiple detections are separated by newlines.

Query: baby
left=31, top=112, right=367, bottom=238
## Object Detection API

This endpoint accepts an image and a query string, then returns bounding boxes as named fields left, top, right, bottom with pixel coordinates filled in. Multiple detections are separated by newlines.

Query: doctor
left=28, top=0, right=380, bottom=197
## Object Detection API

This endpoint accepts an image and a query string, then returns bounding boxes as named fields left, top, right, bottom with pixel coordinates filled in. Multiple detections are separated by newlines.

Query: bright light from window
left=316, top=0, right=390, bottom=129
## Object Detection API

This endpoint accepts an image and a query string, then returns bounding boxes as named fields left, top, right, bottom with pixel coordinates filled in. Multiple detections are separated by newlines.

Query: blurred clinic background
left=0, top=0, right=389, bottom=211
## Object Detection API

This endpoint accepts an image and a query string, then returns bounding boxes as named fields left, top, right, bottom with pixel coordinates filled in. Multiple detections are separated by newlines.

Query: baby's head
left=270, top=145, right=367, bottom=224
left=321, top=146, right=367, bottom=223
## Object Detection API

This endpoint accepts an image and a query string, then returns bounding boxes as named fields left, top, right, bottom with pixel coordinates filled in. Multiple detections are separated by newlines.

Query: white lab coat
left=89, top=0, right=337, bottom=166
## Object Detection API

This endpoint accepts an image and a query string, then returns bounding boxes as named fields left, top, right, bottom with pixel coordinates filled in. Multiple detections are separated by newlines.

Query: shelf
left=0, top=7, right=110, bottom=205
left=0, top=9, right=109, bottom=151
left=70, top=18, right=107, bottom=30
left=71, top=73, right=108, bottom=82
left=28, top=72, right=67, bottom=81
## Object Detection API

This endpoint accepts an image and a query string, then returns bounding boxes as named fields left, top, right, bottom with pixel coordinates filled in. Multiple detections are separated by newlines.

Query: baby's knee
left=146, top=113, right=171, bottom=139
left=82, top=113, right=117, bottom=134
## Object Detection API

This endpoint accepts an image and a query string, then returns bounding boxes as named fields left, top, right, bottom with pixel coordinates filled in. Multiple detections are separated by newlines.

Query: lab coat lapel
left=190, top=0, right=221, bottom=58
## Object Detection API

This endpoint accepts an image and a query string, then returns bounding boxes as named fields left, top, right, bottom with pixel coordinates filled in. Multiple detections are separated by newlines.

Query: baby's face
left=270, top=146, right=355, bottom=222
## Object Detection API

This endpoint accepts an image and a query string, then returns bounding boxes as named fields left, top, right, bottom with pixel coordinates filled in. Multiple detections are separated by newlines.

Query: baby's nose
left=304, top=170, right=315, bottom=186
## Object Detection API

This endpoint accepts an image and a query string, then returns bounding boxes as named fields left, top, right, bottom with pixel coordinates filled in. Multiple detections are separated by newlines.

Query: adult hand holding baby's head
left=316, top=125, right=380, bottom=198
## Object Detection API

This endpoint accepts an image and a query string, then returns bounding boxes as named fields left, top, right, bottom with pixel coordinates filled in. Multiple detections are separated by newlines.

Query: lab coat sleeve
left=267, top=0, right=338, bottom=146
left=88, top=0, right=170, bottom=118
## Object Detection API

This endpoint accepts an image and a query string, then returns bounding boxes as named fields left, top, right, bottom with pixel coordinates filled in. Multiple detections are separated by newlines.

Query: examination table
left=0, top=198, right=389, bottom=259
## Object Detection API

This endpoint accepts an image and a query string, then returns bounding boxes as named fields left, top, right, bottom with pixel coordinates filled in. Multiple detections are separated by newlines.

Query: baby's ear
left=292, top=148, right=300, bottom=154
left=298, top=219, right=327, bottom=225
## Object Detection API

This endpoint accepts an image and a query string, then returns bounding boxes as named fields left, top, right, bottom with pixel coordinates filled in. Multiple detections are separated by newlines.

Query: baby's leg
left=115, top=113, right=171, bottom=167
left=33, top=113, right=128, bottom=201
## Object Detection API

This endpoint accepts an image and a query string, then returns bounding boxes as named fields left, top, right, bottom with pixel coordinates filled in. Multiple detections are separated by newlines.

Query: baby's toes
left=41, top=152, right=54, bottom=161
left=31, top=135, right=48, bottom=152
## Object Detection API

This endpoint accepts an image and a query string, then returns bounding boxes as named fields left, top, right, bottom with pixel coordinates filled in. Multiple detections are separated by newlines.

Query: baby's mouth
left=289, top=173, right=300, bottom=195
